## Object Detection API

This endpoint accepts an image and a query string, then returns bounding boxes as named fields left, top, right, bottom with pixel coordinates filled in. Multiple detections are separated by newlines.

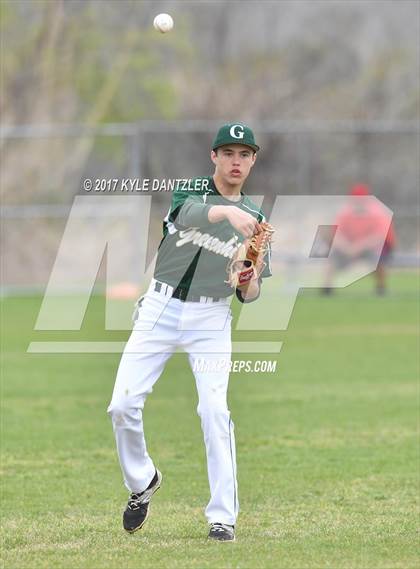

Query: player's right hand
left=225, top=207, right=261, bottom=238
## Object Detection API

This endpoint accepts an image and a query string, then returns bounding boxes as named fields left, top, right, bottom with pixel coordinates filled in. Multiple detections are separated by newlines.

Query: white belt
left=149, top=279, right=229, bottom=304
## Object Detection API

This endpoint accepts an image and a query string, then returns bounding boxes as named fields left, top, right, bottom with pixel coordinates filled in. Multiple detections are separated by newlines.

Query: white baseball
left=153, top=13, right=174, bottom=33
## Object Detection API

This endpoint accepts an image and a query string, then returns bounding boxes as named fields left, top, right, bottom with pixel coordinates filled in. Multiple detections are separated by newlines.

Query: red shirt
left=335, top=198, right=395, bottom=247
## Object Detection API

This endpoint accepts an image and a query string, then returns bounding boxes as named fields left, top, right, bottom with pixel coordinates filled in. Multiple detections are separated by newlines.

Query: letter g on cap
left=230, top=124, right=245, bottom=139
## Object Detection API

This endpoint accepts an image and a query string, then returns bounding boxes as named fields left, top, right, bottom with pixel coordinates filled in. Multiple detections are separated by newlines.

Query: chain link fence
left=1, top=120, right=418, bottom=293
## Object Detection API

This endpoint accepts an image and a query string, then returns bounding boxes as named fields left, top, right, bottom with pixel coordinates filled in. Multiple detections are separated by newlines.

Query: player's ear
left=250, top=151, right=257, bottom=167
left=210, top=150, right=217, bottom=165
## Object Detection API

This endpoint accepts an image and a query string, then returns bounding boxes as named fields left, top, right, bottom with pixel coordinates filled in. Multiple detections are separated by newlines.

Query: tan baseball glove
left=226, top=222, right=275, bottom=289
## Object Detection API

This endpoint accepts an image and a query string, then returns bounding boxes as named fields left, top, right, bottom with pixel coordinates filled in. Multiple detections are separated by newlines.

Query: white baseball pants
left=107, top=281, right=239, bottom=526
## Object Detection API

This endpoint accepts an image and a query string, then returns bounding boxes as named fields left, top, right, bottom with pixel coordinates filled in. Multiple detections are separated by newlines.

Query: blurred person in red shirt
left=323, top=183, right=396, bottom=295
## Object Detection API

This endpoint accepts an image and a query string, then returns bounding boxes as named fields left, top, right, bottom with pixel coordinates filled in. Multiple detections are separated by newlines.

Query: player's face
left=211, top=145, right=256, bottom=185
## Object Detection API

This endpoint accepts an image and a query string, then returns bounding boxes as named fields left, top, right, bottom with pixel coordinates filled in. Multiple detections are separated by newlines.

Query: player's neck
left=212, top=174, right=243, bottom=202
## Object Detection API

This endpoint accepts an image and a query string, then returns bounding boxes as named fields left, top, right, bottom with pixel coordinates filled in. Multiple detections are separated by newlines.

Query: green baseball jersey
left=154, top=176, right=272, bottom=298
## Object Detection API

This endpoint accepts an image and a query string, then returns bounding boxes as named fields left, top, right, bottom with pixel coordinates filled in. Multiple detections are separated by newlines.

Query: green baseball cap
left=212, top=123, right=260, bottom=152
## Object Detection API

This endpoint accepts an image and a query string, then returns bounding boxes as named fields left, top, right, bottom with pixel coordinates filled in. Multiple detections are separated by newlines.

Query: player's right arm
left=170, top=181, right=260, bottom=238
left=208, top=205, right=261, bottom=238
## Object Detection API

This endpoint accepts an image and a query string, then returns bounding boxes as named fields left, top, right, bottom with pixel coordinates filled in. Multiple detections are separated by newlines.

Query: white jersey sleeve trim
left=163, top=208, right=178, bottom=235
left=241, top=202, right=263, bottom=219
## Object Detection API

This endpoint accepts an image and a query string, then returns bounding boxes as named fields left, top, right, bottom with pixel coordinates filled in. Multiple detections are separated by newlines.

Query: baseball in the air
left=153, top=13, right=174, bottom=33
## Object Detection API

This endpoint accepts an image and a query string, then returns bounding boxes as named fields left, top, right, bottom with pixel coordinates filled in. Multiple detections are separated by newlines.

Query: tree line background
left=1, top=0, right=418, bottom=288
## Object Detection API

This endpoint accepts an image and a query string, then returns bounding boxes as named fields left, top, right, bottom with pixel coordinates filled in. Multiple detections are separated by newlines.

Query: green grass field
left=1, top=270, right=419, bottom=568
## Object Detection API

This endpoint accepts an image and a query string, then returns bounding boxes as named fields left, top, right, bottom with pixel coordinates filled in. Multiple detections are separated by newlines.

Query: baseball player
left=323, top=183, right=396, bottom=295
left=107, top=123, right=273, bottom=542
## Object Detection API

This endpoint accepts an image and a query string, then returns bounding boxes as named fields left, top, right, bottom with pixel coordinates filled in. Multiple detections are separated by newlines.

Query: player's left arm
left=235, top=229, right=273, bottom=303
left=236, top=278, right=262, bottom=303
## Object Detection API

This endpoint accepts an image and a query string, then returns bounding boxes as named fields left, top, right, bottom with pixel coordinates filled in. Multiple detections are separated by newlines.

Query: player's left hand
left=226, top=222, right=274, bottom=289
